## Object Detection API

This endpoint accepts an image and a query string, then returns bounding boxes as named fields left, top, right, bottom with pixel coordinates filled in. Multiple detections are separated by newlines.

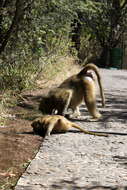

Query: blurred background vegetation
left=0, top=0, right=127, bottom=120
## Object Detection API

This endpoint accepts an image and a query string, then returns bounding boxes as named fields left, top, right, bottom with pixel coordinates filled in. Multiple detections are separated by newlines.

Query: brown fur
left=39, top=63, right=105, bottom=119
left=31, top=115, right=108, bottom=137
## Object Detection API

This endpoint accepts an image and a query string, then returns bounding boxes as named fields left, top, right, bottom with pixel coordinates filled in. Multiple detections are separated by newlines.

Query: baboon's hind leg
left=84, top=91, right=101, bottom=120
left=69, top=107, right=81, bottom=118
left=85, top=100, right=101, bottom=119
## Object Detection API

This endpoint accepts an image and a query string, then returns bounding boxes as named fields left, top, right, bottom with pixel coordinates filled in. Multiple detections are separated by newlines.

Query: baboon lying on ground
left=31, top=115, right=108, bottom=137
left=39, top=63, right=105, bottom=119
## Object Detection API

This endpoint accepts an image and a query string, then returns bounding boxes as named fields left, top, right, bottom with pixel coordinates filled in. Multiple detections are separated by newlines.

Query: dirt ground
left=0, top=58, right=80, bottom=190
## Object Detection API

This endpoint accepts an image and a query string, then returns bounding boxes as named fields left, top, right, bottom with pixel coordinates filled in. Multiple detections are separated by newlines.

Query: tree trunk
left=0, top=0, right=24, bottom=54
left=71, top=20, right=81, bottom=52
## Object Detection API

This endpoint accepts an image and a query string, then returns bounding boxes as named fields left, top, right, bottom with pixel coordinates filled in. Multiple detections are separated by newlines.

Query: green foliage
left=71, top=0, right=127, bottom=66
left=0, top=0, right=127, bottom=93
left=0, top=58, right=38, bottom=91
left=79, top=0, right=127, bottom=48
left=0, top=0, right=77, bottom=93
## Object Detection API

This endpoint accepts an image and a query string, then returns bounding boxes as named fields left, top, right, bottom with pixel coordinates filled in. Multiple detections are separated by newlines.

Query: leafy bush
left=1, top=0, right=126, bottom=94
left=0, top=0, right=78, bottom=93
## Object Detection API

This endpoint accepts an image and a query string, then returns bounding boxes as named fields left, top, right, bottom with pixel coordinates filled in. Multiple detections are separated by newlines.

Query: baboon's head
left=39, top=97, right=53, bottom=114
left=31, top=119, right=40, bottom=128
left=31, top=119, right=47, bottom=136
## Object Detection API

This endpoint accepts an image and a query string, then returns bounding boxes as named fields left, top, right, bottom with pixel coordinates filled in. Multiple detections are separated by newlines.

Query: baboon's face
left=31, top=120, right=47, bottom=136
left=31, top=120, right=40, bottom=128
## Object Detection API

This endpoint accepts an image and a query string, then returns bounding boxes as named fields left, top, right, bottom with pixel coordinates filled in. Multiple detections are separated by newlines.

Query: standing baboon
left=39, top=63, right=105, bottom=119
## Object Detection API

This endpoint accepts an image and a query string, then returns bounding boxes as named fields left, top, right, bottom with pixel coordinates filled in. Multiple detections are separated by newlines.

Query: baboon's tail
left=78, top=63, right=105, bottom=107
left=72, top=123, right=108, bottom=137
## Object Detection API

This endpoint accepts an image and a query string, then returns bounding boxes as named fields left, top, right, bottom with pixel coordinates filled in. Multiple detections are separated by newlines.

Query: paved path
left=15, top=69, right=127, bottom=190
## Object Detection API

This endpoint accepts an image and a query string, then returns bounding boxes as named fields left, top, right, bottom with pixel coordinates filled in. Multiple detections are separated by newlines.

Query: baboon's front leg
left=61, top=91, right=72, bottom=116
left=45, top=123, right=55, bottom=136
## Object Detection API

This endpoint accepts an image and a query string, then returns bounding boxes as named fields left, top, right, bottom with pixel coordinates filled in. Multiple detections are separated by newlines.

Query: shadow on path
left=17, top=90, right=127, bottom=124
left=51, top=178, right=127, bottom=190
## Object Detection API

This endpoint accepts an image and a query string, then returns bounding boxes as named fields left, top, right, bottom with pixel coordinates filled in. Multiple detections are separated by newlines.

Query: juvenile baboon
left=39, top=63, right=105, bottom=119
left=31, top=115, right=108, bottom=137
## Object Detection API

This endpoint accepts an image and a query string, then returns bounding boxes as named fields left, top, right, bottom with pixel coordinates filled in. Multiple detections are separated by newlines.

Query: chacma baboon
left=39, top=63, right=105, bottom=119
left=31, top=115, right=108, bottom=137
